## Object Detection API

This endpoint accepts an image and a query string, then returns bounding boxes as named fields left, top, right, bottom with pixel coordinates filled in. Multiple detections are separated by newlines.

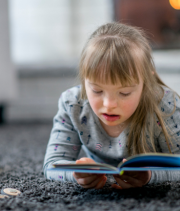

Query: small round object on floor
left=1, top=188, right=21, bottom=196
left=0, top=194, right=9, bottom=198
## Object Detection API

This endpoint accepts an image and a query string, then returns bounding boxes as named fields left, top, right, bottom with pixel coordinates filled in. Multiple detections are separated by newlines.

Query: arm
left=44, top=90, right=108, bottom=188
left=149, top=92, right=180, bottom=184
left=43, top=92, right=81, bottom=182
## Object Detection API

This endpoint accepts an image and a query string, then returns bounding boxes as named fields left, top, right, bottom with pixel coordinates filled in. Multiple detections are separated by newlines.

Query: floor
left=0, top=123, right=180, bottom=211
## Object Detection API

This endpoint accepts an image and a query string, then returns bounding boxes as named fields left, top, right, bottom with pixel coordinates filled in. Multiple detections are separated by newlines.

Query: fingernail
left=101, top=177, right=107, bottom=186
left=120, top=170, right=124, bottom=176
left=111, top=184, right=123, bottom=189
left=96, top=178, right=105, bottom=189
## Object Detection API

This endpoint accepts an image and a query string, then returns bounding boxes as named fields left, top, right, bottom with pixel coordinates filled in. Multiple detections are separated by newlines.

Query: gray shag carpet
left=0, top=123, right=180, bottom=211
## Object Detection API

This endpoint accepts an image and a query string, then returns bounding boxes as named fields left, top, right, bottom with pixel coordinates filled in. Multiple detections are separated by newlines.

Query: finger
left=121, top=170, right=151, bottom=186
left=111, top=184, right=122, bottom=189
left=79, top=175, right=106, bottom=189
left=114, top=171, right=139, bottom=179
left=114, top=176, right=134, bottom=189
left=95, top=176, right=107, bottom=189
left=119, top=175, right=143, bottom=187
left=76, top=158, right=95, bottom=164
left=75, top=174, right=100, bottom=186
left=122, top=159, right=127, bottom=163
left=74, top=158, right=98, bottom=178
left=121, top=170, right=139, bottom=177
left=73, top=172, right=96, bottom=179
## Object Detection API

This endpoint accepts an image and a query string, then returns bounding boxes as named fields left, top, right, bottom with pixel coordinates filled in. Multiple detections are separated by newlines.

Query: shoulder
left=159, top=86, right=180, bottom=135
left=156, top=86, right=180, bottom=152
left=59, top=85, right=88, bottom=107
left=159, top=86, right=180, bottom=114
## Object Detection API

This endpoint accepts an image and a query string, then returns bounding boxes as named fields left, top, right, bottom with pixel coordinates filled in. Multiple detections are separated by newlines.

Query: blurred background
left=0, top=0, right=180, bottom=124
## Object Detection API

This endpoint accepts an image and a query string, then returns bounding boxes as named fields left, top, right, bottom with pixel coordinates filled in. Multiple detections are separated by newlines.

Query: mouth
left=102, top=113, right=120, bottom=122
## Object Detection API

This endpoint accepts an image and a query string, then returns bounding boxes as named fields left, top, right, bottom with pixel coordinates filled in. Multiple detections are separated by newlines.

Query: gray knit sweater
left=44, top=85, right=180, bottom=184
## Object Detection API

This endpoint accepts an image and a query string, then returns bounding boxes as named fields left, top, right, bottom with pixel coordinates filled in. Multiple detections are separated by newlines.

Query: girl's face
left=85, top=77, right=144, bottom=129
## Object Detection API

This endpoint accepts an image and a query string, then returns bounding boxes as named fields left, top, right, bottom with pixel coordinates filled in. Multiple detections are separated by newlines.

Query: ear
left=152, top=71, right=154, bottom=75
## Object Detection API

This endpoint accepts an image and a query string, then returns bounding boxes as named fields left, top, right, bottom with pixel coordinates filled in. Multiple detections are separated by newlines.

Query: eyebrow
left=88, top=82, right=137, bottom=88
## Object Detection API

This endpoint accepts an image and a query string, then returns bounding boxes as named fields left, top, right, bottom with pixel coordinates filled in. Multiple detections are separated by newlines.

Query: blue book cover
left=47, top=153, right=180, bottom=174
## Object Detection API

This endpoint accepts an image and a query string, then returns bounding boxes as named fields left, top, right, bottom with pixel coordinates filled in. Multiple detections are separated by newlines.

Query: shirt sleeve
left=43, top=92, right=82, bottom=182
left=149, top=92, right=180, bottom=184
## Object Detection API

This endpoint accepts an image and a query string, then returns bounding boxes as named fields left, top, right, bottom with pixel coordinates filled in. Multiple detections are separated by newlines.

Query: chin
left=103, top=120, right=120, bottom=126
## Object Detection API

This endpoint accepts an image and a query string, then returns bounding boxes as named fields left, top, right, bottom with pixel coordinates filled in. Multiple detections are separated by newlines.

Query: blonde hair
left=79, top=22, right=177, bottom=155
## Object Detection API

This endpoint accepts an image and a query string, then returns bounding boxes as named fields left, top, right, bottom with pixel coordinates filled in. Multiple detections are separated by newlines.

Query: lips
left=102, top=113, right=120, bottom=122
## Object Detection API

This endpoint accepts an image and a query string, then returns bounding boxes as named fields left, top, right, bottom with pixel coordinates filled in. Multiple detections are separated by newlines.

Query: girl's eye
left=120, top=93, right=131, bottom=96
left=92, top=90, right=102, bottom=94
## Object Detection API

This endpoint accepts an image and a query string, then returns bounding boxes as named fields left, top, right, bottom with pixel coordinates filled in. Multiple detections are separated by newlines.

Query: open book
left=48, top=153, right=180, bottom=174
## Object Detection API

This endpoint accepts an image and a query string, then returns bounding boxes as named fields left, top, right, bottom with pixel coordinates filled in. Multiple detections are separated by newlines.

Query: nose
left=103, top=95, right=118, bottom=108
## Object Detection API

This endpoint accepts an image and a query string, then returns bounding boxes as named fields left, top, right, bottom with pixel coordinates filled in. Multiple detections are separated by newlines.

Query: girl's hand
left=112, top=159, right=152, bottom=189
left=73, top=157, right=107, bottom=189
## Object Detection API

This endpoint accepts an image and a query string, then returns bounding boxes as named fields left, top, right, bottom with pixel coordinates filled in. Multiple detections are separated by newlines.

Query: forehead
left=86, top=78, right=140, bottom=88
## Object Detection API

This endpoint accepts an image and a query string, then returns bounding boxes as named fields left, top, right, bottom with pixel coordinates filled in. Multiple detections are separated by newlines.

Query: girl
left=44, top=22, right=180, bottom=189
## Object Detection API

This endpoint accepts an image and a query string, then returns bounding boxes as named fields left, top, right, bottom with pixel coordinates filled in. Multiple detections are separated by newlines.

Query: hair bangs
left=81, top=37, right=140, bottom=86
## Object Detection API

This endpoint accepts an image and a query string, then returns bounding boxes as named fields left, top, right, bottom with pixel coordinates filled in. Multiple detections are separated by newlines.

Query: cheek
left=121, top=97, right=140, bottom=116
left=87, top=94, right=101, bottom=112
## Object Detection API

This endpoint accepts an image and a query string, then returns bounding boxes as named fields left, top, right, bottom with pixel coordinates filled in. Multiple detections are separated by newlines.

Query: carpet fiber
left=0, top=123, right=180, bottom=211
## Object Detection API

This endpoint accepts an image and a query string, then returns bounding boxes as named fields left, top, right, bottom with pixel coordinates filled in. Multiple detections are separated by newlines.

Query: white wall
left=0, top=0, right=17, bottom=103
left=9, top=0, right=113, bottom=69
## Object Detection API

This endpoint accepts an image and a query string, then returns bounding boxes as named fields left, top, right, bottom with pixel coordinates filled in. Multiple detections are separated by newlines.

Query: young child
left=44, top=22, right=180, bottom=189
